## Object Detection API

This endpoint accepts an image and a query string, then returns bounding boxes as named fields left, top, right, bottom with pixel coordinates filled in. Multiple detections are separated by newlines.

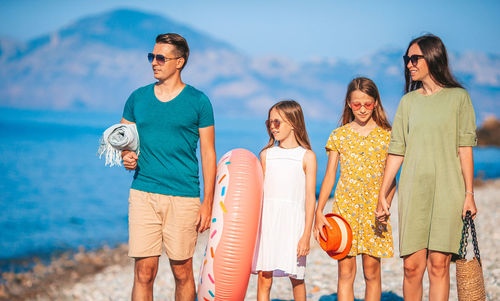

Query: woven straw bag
left=456, top=211, right=486, bottom=301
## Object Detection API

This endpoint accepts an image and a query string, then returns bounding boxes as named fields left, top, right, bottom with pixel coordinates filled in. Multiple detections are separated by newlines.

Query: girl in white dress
left=253, top=100, right=317, bottom=301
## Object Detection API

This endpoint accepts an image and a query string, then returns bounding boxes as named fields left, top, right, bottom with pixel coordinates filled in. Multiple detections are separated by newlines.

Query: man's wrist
left=202, top=197, right=213, bottom=206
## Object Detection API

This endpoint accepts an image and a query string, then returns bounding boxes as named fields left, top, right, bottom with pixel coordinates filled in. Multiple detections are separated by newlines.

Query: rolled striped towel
left=97, top=123, right=140, bottom=167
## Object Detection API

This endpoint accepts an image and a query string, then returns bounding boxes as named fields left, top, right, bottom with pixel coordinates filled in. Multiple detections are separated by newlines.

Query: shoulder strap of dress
left=297, top=146, right=308, bottom=161
left=265, top=146, right=276, bottom=159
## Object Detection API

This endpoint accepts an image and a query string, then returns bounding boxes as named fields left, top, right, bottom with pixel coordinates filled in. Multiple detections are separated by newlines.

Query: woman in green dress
left=376, top=34, right=478, bottom=300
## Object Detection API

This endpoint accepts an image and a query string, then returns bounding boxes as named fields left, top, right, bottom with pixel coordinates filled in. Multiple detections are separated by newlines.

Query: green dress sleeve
left=458, top=91, right=477, bottom=147
left=388, top=96, right=408, bottom=155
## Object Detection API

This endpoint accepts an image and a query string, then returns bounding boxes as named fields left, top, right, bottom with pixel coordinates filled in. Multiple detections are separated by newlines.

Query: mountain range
left=1, top=9, right=499, bottom=122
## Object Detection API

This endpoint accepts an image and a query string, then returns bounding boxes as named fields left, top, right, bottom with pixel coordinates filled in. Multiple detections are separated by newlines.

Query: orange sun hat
left=318, top=213, right=353, bottom=260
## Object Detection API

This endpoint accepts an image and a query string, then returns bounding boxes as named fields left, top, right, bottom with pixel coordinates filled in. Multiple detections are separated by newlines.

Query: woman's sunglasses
left=403, top=54, right=425, bottom=67
left=350, top=102, right=375, bottom=111
left=147, top=53, right=180, bottom=65
left=265, top=119, right=281, bottom=129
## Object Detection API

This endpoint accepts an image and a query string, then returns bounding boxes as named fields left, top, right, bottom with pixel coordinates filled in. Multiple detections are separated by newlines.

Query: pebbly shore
left=2, top=180, right=499, bottom=300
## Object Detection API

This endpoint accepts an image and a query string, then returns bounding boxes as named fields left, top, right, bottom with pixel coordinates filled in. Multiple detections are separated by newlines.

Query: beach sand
left=2, top=180, right=499, bottom=300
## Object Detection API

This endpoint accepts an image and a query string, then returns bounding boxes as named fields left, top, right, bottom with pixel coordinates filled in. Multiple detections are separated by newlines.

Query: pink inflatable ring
left=197, top=148, right=263, bottom=301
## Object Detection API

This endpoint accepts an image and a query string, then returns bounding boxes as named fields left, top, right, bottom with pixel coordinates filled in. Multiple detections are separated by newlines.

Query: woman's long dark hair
left=404, top=34, right=463, bottom=93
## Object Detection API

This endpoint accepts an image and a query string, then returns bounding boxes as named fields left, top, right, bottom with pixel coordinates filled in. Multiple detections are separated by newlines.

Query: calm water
left=1, top=109, right=499, bottom=271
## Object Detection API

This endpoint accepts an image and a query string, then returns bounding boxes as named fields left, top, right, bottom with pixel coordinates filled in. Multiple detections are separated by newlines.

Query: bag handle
left=458, top=211, right=481, bottom=265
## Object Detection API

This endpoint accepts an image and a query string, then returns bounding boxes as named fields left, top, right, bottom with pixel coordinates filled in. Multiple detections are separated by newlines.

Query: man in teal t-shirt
left=121, top=33, right=216, bottom=300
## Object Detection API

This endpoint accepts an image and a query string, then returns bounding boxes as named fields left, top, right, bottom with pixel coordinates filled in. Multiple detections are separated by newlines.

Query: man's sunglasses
left=147, top=53, right=180, bottom=65
left=265, top=119, right=281, bottom=129
left=350, top=102, right=375, bottom=111
left=403, top=54, right=425, bottom=67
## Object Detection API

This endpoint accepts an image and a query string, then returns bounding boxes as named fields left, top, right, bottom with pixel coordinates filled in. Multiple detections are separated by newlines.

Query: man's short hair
left=156, top=33, right=190, bottom=70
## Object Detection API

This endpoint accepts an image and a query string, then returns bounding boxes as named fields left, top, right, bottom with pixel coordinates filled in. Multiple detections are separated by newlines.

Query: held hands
left=462, top=193, right=477, bottom=219
left=375, top=196, right=391, bottom=225
left=122, top=150, right=138, bottom=170
left=297, top=235, right=310, bottom=257
left=313, top=213, right=333, bottom=242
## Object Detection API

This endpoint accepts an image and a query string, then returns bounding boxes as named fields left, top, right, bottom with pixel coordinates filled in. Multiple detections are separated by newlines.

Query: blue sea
left=1, top=108, right=499, bottom=272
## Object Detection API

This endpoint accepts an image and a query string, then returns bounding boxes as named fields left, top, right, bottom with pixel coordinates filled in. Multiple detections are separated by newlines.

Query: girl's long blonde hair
left=261, top=100, right=311, bottom=153
left=340, top=77, right=391, bottom=130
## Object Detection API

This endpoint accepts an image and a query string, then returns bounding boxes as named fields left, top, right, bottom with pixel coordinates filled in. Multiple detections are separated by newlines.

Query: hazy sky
left=1, top=0, right=499, bottom=61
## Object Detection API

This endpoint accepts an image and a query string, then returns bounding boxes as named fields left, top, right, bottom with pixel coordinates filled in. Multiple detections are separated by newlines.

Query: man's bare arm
left=196, top=125, right=216, bottom=232
left=120, top=118, right=138, bottom=170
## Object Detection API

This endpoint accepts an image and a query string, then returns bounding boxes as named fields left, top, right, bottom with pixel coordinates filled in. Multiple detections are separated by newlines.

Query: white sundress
left=252, top=146, right=307, bottom=279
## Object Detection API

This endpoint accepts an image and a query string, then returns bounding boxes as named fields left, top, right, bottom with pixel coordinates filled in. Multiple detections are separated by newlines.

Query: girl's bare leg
left=362, top=254, right=381, bottom=301
left=290, top=277, right=306, bottom=301
left=337, top=256, right=356, bottom=301
left=257, top=271, right=273, bottom=301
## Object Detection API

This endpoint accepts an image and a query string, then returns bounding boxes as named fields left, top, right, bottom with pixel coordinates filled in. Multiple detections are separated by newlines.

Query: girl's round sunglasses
left=147, top=53, right=180, bottom=65
left=265, top=119, right=281, bottom=129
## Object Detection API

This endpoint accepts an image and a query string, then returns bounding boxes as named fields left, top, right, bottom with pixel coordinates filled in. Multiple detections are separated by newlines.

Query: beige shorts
left=128, top=189, right=201, bottom=260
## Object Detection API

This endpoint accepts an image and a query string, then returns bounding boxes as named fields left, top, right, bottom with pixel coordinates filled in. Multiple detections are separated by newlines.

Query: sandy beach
left=2, top=180, right=499, bottom=301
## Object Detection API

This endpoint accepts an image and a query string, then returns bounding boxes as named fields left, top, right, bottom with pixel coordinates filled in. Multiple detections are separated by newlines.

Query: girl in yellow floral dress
left=314, top=77, right=396, bottom=301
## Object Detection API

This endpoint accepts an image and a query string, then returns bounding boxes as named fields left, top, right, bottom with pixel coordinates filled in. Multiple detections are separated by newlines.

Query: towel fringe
left=97, top=124, right=140, bottom=167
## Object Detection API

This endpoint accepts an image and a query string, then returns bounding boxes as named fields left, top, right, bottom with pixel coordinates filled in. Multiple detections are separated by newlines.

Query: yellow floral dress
left=325, top=124, right=394, bottom=258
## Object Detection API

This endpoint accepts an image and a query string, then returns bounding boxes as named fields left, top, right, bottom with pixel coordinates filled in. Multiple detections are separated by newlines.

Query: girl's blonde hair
left=261, top=100, right=311, bottom=153
left=339, top=77, right=391, bottom=130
